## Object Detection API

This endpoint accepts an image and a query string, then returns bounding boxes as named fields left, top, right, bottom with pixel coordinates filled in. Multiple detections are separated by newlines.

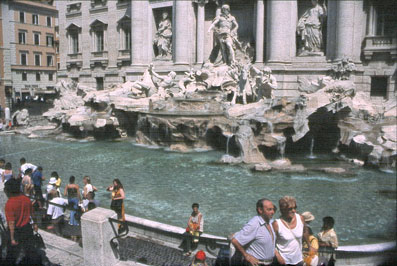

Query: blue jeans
left=68, top=198, right=79, bottom=226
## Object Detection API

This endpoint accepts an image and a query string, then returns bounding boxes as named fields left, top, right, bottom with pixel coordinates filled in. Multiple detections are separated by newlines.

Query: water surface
left=1, top=135, right=395, bottom=244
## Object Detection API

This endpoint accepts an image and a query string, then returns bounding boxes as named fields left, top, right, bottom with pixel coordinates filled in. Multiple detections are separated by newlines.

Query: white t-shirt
left=85, top=184, right=93, bottom=193
left=47, top=197, right=67, bottom=219
left=20, top=163, right=37, bottom=174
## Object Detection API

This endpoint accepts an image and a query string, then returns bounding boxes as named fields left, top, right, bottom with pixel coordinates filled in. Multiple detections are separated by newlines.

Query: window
left=35, top=54, right=41, bottom=66
left=48, top=73, right=53, bottom=81
left=32, top=14, right=39, bottom=25
left=95, top=30, right=104, bottom=52
left=47, top=16, right=52, bottom=27
left=22, top=72, right=27, bottom=81
left=46, top=35, right=54, bottom=47
left=36, top=72, right=41, bottom=81
left=47, top=55, right=53, bottom=66
left=18, top=31, right=26, bottom=44
left=375, top=4, right=397, bottom=36
left=20, top=53, right=27, bottom=65
left=370, top=77, right=388, bottom=98
left=70, top=32, right=79, bottom=54
left=121, top=27, right=131, bottom=50
left=57, top=63, right=60, bottom=70
left=96, top=77, right=104, bottom=90
left=34, top=33, right=40, bottom=45
left=20, top=12, right=25, bottom=23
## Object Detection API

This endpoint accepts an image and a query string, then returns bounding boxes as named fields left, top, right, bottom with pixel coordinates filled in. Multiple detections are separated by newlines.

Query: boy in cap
left=189, top=250, right=208, bottom=266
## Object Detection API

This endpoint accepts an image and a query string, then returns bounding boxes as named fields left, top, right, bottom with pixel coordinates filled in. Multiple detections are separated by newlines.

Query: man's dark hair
left=69, top=175, right=75, bottom=184
left=256, top=198, right=275, bottom=214
left=0, top=158, right=5, bottom=164
left=25, top=168, right=33, bottom=175
left=192, top=203, right=199, bottom=209
left=37, top=166, right=43, bottom=171
left=323, top=216, right=335, bottom=228
left=20, top=158, right=26, bottom=164
left=4, top=178, right=21, bottom=195
left=5, top=162, right=12, bottom=170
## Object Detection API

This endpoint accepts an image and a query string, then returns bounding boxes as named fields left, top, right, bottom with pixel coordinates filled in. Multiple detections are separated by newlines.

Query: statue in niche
left=208, top=4, right=239, bottom=65
left=153, top=11, right=172, bottom=58
left=297, top=0, right=327, bottom=55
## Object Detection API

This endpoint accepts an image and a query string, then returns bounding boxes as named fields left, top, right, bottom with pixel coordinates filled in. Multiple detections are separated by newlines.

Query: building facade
left=0, top=0, right=58, bottom=111
left=57, top=0, right=396, bottom=99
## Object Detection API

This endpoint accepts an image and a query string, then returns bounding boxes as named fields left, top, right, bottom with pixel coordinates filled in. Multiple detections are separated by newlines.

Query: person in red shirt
left=4, top=178, right=39, bottom=265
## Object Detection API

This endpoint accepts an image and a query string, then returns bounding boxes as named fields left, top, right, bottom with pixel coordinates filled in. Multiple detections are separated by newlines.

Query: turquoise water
left=1, top=135, right=395, bottom=244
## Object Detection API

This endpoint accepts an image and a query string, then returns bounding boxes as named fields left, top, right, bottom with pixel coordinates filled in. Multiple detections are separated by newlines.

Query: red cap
left=195, top=250, right=206, bottom=261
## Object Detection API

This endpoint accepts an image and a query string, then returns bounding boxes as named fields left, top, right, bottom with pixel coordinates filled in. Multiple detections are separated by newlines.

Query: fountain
left=308, top=136, right=317, bottom=159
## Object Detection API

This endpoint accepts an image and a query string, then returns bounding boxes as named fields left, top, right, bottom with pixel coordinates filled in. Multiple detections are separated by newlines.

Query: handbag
left=110, top=199, right=123, bottom=212
left=32, top=232, right=45, bottom=249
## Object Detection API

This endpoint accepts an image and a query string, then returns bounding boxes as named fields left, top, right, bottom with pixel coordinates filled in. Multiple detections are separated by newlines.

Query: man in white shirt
left=0, top=158, right=5, bottom=177
left=47, top=189, right=67, bottom=236
left=19, top=158, right=37, bottom=177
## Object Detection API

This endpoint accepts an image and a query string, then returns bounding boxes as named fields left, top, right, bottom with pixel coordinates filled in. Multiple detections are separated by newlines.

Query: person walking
left=231, top=198, right=276, bottom=266
left=4, top=178, right=40, bottom=265
left=64, top=176, right=81, bottom=226
left=32, top=166, right=45, bottom=208
left=107, top=179, right=125, bottom=233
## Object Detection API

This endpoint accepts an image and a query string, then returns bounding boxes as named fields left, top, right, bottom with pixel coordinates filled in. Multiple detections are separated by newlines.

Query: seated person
left=318, top=216, right=338, bottom=263
left=303, top=227, right=319, bottom=266
left=184, top=203, right=204, bottom=256
left=46, top=189, right=67, bottom=236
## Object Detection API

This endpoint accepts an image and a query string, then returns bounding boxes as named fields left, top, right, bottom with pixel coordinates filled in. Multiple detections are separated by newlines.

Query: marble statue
left=177, top=69, right=209, bottom=98
left=149, top=66, right=176, bottom=99
left=331, top=57, right=356, bottom=80
left=208, top=4, right=239, bottom=65
left=251, top=66, right=278, bottom=102
left=297, top=0, right=327, bottom=55
left=153, top=11, right=172, bottom=58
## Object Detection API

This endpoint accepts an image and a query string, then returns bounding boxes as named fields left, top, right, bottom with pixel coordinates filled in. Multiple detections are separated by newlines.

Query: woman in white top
left=273, top=196, right=313, bottom=266
left=83, top=176, right=97, bottom=199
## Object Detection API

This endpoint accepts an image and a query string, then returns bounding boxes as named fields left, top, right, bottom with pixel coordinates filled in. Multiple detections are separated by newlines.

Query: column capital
left=193, top=0, right=208, bottom=6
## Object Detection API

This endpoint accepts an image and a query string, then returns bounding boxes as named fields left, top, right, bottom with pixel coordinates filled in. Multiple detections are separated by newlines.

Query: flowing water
left=1, top=135, right=395, bottom=245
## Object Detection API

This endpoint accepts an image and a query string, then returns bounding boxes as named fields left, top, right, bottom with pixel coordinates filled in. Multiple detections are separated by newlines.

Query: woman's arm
left=83, top=186, right=88, bottom=198
left=64, top=185, right=68, bottom=196
left=92, top=185, right=98, bottom=192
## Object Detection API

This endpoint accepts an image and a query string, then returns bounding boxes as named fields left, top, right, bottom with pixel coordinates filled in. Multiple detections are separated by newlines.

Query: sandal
left=183, top=252, right=192, bottom=256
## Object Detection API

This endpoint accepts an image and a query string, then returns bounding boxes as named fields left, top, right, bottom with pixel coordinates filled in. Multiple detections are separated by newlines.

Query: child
left=189, top=250, right=208, bottom=266
left=303, top=227, right=319, bottom=266
left=51, top=171, right=62, bottom=197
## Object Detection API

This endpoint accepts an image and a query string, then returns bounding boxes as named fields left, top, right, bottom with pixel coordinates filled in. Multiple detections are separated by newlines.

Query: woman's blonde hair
left=279, top=196, right=297, bottom=209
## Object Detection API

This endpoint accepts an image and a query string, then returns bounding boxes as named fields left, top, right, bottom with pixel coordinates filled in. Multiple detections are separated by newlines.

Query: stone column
left=130, top=0, right=150, bottom=65
left=81, top=208, right=118, bottom=266
left=174, top=0, right=193, bottom=64
left=106, top=1, right=117, bottom=68
left=334, top=0, right=364, bottom=61
left=255, top=0, right=265, bottom=63
left=266, top=0, right=297, bottom=62
left=195, top=1, right=207, bottom=64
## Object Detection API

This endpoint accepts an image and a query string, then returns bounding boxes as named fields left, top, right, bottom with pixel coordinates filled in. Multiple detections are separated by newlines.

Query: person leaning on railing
left=107, top=179, right=125, bottom=234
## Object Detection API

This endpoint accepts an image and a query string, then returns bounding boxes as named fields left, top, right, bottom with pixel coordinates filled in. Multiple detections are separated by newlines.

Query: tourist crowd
left=1, top=157, right=338, bottom=266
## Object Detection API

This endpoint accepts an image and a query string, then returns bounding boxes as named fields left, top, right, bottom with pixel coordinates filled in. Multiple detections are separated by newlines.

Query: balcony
left=363, top=36, right=397, bottom=60
left=90, top=51, right=108, bottom=68
left=66, top=53, right=82, bottom=69
left=117, top=50, right=131, bottom=67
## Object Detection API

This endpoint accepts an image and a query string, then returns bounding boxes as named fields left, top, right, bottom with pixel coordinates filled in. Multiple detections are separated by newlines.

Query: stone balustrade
left=363, top=36, right=397, bottom=60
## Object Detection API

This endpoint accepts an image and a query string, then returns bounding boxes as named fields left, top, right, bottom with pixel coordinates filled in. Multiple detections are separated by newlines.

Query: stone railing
left=80, top=207, right=396, bottom=266
left=363, top=36, right=397, bottom=60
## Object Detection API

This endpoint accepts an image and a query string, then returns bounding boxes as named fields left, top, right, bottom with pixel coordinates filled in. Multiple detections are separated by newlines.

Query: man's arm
left=8, top=221, right=18, bottom=245
left=207, top=17, right=219, bottom=33
left=231, top=238, right=259, bottom=266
